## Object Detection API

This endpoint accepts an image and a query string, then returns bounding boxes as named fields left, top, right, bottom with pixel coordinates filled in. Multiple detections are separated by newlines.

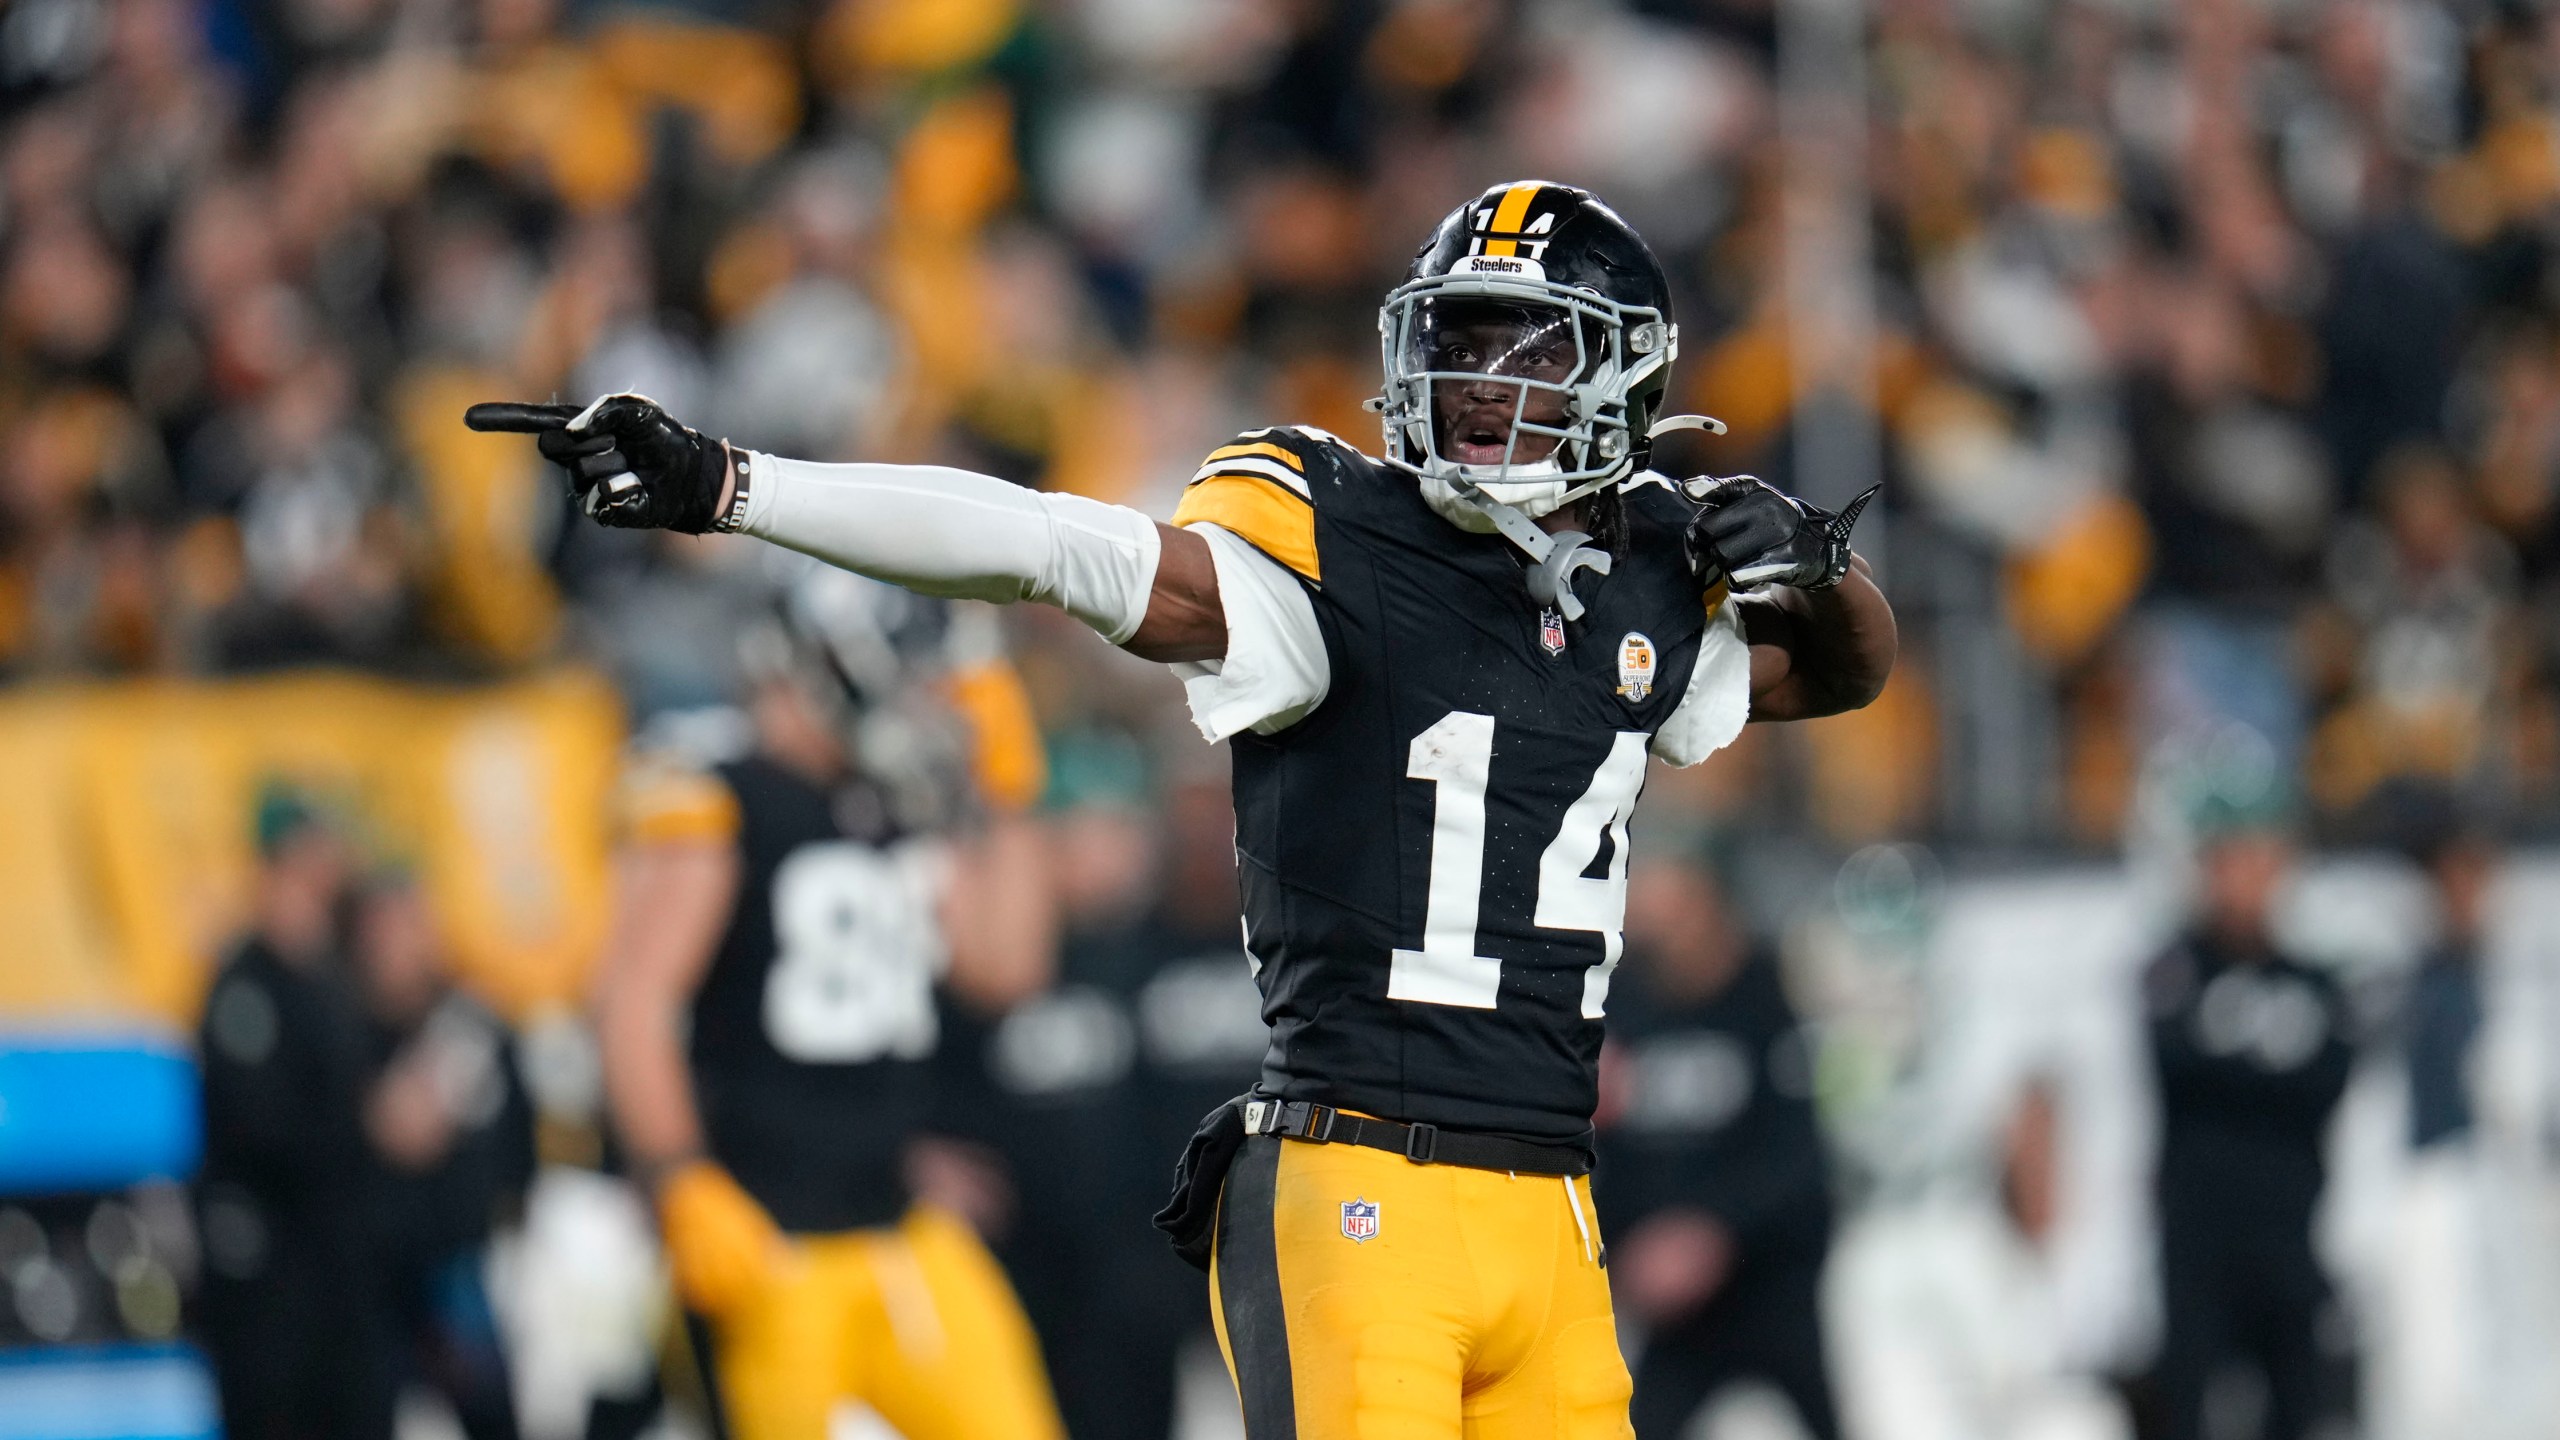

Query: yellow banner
left=0, top=672, right=623, bottom=1026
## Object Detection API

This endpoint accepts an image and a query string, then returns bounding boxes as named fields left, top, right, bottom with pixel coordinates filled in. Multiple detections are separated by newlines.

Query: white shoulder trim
left=1650, top=597, right=1752, bottom=767
left=1170, top=524, right=1331, bottom=742
left=1191, top=453, right=1312, bottom=497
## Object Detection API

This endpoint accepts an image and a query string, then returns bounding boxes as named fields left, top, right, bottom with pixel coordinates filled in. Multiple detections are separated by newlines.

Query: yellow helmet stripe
left=1482, top=182, right=1542, bottom=257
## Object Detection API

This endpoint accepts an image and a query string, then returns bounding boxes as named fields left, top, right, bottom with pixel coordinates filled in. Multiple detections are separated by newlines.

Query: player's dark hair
left=1584, top=485, right=1626, bottom=556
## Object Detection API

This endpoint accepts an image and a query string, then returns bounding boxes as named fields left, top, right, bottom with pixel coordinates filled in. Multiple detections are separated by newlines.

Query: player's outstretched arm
left=1684, top=476, right=1897, bottom=721
left=1120, top=523, right=1225, bottom=663
left=464, top=395, right=1230, bottom=662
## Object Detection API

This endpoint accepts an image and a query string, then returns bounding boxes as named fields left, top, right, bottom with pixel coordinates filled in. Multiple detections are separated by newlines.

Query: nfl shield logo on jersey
left=1616, top=632, right=1656, bottom=700
left=1340, top=1197, right=1380, bottom=1243
left=1539, top=607, right=1567, bottom=656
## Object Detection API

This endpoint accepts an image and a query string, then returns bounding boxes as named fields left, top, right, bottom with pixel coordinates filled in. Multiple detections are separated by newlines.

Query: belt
left=1239, top=1098, right=1591, bottom=1177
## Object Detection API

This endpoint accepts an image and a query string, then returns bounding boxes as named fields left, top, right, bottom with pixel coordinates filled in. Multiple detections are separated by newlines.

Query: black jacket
left=2144, top=930, right=2355, bottom=1222
left=1596, top=947, right=1831, bottom=1267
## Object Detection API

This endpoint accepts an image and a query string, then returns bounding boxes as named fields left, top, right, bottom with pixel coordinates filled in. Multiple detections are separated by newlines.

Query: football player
left=477, top=180, right=1896, bottom=1439
left=592, top=563, right=1065, bottom=1440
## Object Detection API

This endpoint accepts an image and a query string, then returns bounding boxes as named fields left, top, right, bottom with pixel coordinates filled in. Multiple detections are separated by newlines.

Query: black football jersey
left=678, top=756, right=948, bottom=1232
left=1169, top=427, right=1727, bottom=1146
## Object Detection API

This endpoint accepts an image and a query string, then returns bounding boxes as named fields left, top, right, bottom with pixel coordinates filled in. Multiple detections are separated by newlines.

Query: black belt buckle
left=1403, top=1122, right=1438, bottom=1164
left=1303, top=1104, right=1339, bottom=1143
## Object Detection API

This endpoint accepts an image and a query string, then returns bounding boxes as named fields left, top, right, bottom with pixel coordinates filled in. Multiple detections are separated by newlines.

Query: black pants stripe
left=1217, top=1137, right=1297, bottom=1437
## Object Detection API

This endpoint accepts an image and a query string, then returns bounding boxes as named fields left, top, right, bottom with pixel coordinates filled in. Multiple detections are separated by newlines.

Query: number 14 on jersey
left=1390, top=711, right=1649, bottom=1018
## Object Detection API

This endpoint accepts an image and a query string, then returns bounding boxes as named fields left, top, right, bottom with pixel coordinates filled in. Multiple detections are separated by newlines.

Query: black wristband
left=629, top=1148, right=706, bottom=1196
left=711, top=446, right=752, bottom=533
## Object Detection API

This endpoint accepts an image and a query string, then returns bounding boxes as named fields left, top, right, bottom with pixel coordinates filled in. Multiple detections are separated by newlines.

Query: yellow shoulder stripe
left=1204, top=441, right=1304, bottom=473
left=1170, top=473, right=1320, bottom=582
left=1703, top=577, right=1730, bottom=620
left=621, top=773, right=740, bottom=846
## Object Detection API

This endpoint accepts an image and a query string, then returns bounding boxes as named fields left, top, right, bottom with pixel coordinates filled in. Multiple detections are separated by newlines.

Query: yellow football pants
left=701, top=1205, right=1064, bottom=1440
left=1210, top=1136, right=1634, bottom=1439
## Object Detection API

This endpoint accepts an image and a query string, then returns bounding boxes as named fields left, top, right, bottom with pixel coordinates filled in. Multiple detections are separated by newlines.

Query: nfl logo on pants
left=1340, top=1197, right=1380, bottom=1243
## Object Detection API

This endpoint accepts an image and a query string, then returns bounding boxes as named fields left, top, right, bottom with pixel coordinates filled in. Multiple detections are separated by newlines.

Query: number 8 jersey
left=621, top=754, right=948, bottom=1232
left=1167, top=427, right=1754, bottom=1149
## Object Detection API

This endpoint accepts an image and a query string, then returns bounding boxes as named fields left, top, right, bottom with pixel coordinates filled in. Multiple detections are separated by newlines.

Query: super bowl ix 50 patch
left=1616, top=632, right=1656, bottom=701
left=1340, top=1197, right=1379, bottom=1243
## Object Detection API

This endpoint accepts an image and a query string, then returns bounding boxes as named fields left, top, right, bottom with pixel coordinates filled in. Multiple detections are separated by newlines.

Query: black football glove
left=1682, top=475, right=1878, bottom=592
left=464, top=394, right=729, bottom=533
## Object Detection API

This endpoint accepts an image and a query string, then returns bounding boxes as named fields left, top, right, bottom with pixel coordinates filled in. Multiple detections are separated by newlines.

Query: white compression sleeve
left=739, top=452, right=1163, bottom=645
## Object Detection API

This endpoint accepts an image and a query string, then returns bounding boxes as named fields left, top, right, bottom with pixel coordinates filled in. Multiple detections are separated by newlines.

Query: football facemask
left=1378, top=262, right=1676, bottom=522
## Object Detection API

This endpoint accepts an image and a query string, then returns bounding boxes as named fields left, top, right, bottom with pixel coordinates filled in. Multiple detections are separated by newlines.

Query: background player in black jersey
left=475, top=179, right=1896, bottom=1439
left=954, top=759, right=1269, bottom=1440
left=1596, top=850, right=1840, bottom=1440
left=592, top=564, right=1065, bottom=1440
left=2139, top=804, right=2356, bottom=1440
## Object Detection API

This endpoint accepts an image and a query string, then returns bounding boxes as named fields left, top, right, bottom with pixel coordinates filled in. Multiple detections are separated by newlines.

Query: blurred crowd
left=6, top=0, right=2560, bottom=1438
left=2, top=0, right=2556, bottom=850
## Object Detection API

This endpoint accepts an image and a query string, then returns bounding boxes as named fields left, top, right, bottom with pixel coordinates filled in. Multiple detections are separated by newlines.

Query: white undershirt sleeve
left=739, top=452, right=1162, bottom=644
left=1170, top=524, right=1330, bottom=741
left=1650, top=596, right=1753, bottom=766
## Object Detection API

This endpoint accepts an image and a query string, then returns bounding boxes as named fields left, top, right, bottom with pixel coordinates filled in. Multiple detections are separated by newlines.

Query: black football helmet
left=1379, top=181, right=1683, bottom=520
left=740, top=554, right=998, bottom=829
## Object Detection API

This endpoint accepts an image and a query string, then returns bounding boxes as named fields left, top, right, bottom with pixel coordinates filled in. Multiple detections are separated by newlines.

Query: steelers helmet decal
left=1467, top=181, right=1565, bottom=263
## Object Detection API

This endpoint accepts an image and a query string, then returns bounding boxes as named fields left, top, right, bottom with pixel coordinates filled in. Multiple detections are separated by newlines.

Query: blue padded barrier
left=0, top=1038, right=200, bottom=1197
